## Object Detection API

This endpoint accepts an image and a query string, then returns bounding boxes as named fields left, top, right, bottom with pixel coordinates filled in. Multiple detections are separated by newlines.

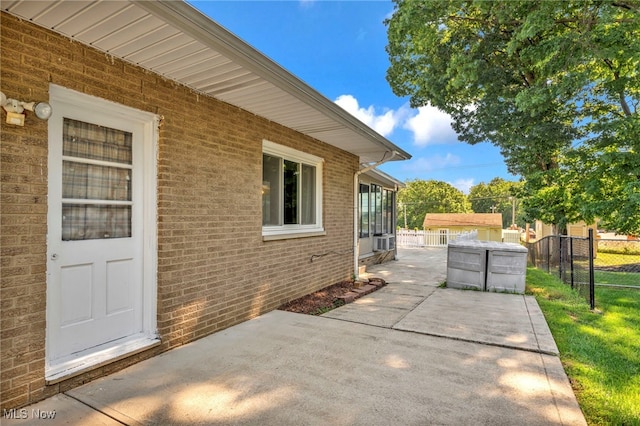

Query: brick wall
left=0, top=13, right=358, bottom=409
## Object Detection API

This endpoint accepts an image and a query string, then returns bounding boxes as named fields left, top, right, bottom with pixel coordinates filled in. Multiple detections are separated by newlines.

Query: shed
left=423, top=213, right=503, bottom=242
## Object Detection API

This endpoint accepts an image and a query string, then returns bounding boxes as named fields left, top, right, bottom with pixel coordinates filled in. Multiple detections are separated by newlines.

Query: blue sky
left=189, top=0, right=519, bottom=193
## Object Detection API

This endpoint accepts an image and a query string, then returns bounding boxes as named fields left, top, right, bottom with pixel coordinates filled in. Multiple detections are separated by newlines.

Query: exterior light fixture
left=0, top=91, right=52, bottom=126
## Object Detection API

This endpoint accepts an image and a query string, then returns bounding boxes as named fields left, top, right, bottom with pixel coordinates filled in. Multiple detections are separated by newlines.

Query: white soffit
left=2, top=0, right=411, bottom=164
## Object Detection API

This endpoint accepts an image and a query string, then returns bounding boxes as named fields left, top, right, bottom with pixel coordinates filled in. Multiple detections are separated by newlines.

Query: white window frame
left=262, top=140, right=324, bottom=239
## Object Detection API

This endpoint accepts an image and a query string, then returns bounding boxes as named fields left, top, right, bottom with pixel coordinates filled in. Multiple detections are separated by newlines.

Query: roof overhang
left=362, top=168, right=406, bottom=189
left=2, top=0, right=410, bottom=165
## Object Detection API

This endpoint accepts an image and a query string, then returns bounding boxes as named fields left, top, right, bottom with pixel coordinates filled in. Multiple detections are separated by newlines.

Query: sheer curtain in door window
left=61, top=118, right=133, bottom=240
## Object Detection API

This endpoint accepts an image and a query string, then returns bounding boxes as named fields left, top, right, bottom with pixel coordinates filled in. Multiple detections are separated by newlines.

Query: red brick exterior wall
left=0, top=13, right=357, bottom=409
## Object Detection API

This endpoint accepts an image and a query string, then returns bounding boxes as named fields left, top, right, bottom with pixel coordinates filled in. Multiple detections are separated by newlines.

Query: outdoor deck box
left=485, top=243, right=528, bottom=293
left=446, top=241, right=488, bottom=291
left=447, top=241, right=528, bottom=294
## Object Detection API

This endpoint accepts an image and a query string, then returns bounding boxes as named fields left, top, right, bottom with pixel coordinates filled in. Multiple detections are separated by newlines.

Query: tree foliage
left=468, top=178, right=523, bottom=228
left=398, top=179, right=471, bottom=229
left=386, top=0, right=640, bottom=234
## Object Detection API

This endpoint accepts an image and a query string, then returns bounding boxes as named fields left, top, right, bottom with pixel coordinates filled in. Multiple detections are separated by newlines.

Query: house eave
left=1, top=0, right=411, bottom=164
left=362, top=168, right=406, bottom=189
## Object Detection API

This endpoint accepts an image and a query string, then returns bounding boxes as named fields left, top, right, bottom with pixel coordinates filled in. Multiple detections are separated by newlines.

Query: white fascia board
left=363, top=168, right=406, bottom=189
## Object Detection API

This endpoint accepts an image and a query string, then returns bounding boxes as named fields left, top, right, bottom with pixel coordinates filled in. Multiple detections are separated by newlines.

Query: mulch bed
left=278, top=277, right=387, bottom=315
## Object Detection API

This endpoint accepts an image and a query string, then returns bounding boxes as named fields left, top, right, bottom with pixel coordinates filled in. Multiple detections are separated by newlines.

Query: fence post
left=588, top=228, right=595, bottom=310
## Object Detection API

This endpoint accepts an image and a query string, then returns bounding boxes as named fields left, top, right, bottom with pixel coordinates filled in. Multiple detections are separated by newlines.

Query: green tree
left=398, top=179, right=471, bottom=229
left=468, top=178, right=523, bottom=228
left=386, top=0, right=640, bottom=234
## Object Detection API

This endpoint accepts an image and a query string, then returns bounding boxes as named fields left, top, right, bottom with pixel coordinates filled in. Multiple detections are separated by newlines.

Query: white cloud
left=334, top=95, right=460, bottom=146
left=404, top=104, right=458, bottom=146
left=449, top=178, right=475, bottom=194
left=334, top=94, right=405, bottom=137
left=400, top=153, right=461, bottom=173
left=356, top=28, right=367, bottom=42
left=299, top=0, right=315, bottom=8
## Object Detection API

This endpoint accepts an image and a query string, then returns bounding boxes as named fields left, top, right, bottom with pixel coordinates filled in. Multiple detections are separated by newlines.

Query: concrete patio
left=4, top=247, right=586, bottom=425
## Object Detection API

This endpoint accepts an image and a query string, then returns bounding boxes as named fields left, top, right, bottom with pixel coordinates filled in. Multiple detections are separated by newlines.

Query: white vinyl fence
left=501, top=229, right=522, bottom=244
left=397, top=229, right=478, bottom=247
left=398, top=229, right=523, bottom=247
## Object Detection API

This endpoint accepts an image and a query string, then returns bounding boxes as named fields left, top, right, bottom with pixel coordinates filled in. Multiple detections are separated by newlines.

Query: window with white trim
left=371, top=184, right=395, bottom=235
left=262, top=140, right=323, bottom=237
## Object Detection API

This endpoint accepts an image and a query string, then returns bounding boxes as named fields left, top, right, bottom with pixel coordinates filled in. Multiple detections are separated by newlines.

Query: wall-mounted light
left=1, top=91, right=52, bottom=126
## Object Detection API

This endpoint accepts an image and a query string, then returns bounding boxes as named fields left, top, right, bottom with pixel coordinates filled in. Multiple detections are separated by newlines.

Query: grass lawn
left=526, top=267, right=640, bottom=425
left=593, top=251, right=640, bottom=287
left=594, top=270, right=640, bottom=287
left=594, top=252, right=640, bottom=268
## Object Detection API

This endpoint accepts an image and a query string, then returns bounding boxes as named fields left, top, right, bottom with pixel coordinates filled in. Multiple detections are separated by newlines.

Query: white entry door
left=46, top=86, right=158, bottom=380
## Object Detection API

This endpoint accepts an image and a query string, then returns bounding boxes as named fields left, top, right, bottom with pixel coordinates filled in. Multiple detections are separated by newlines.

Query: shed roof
left=423, top=213, right=503, bottom=228
left=1, top=0, right=411, bottom=165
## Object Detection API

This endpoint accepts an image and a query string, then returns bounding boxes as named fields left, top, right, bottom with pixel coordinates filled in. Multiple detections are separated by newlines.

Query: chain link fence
left=594, top=238, right=640, bottom=289
left=525, top=230, right=595, bottom=309
left=526, top=232, right=640, bottom=309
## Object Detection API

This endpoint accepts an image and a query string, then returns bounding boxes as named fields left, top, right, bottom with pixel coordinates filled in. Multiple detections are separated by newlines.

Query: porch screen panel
left=372, top=184, right=383, bottom=235
left=381, top=190, right=388, bottom=234
left=61, top=118, right=133, bottom=241
left=383, top=189, right=394, bottom=234
left=359, top=184, right=369, bottom=238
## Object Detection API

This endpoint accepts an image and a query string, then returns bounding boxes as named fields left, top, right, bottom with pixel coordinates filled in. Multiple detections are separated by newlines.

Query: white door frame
left=46, top=84, right=159, bottom=382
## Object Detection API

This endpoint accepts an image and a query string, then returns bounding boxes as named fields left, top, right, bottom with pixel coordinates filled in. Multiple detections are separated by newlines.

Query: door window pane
left=63, top=162, right=131, bottom=201
left=62, top=205, right=131, bottom=240
left=63, top=118, right=132, bottom=164
left=62, top=118, right=133, bottom=240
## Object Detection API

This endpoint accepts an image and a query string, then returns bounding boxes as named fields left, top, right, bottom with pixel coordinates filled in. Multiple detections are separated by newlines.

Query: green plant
left=312, top=299, right=345, bottom=316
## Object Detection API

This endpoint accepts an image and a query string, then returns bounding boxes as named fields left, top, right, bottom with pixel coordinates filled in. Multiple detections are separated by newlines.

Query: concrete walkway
left=327, top=248, right=559, bottom=355
left=5, top=248, right=586, bottom=425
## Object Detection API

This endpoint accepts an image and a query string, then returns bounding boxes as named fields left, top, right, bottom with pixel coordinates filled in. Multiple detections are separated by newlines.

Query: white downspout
left=353, top=151, right=398, bottom=280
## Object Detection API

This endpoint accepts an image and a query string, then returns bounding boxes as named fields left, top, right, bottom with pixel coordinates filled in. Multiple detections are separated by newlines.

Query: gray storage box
left=486, top=243, right=528, bottom=294
left=447, top=240, right=489, bottom=291
left=447, top=241, right=528, bottom=294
